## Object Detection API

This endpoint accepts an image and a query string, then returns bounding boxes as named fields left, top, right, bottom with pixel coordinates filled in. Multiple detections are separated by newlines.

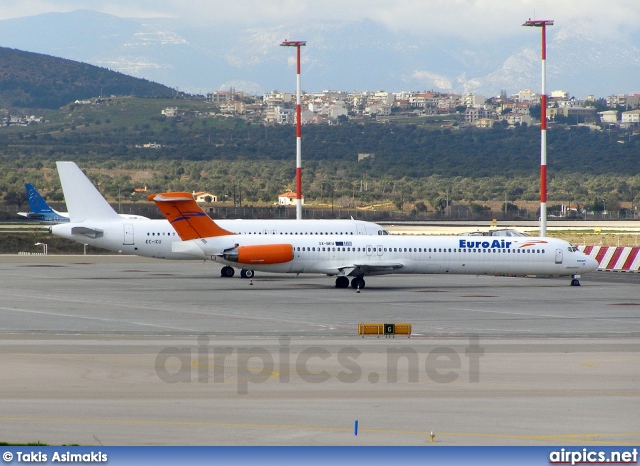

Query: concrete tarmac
left=0, top=255, right=638, bottom=445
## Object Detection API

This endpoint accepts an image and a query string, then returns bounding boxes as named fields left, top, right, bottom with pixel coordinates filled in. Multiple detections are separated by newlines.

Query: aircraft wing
left=336, top=262, right=404, bottom=276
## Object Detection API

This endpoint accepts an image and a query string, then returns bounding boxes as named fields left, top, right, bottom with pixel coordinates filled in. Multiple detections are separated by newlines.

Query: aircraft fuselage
left=192, top=234, right=598, bottom=277
left=51, top=218, right=387, bottom=259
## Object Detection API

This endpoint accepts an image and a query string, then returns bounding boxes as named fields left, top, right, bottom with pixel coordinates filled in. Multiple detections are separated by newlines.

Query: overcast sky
left=3, top=0, right=639, bottom=40
left=2, top=1, right=638, bottom=96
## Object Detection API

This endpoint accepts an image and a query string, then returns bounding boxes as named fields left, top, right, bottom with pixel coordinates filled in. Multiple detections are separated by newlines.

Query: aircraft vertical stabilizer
left=25, top=184, right=54, bottom=214
left=17, top=183, right=69, bottom=223
left=56, top=161, right=121, bottom=222
left=147, top=192, right=234, bottom=239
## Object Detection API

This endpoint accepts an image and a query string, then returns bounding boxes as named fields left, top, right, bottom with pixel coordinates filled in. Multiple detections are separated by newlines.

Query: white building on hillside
left=621, top=109, right=640, bottom=127
left=193, top=191, right=218, bottom=203
left=278, top=191, right=304, bottom=206
left=598, top=110, right=618, bottom=124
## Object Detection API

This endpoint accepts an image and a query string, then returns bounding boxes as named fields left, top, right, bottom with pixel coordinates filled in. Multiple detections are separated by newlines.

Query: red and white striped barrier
left=578, top=246, right=640, bottom=272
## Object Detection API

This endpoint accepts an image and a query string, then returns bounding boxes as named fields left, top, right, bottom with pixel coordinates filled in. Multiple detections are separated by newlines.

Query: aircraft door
left=377, top=245, right=384, bottom=256
left=366, top=245, right=373, bottom=256
left=123, top=224, right=134, bottom=245
left=555, top=248, right=563, bottom=264
left=356, top=224, right=365, bottom=235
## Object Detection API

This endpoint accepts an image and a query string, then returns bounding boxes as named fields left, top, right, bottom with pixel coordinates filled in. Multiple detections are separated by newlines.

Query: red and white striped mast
left=280, top=39, right=306, bottom=220
left=523, top=19, right=553, bottom=237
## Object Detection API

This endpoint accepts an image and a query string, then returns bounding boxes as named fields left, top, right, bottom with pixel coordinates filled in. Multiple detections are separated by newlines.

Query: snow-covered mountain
left=1, top=9, right=638, bottom=97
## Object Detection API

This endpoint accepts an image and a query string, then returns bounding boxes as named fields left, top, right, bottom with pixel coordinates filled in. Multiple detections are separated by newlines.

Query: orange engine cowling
left=223, top=244, right=293, bottom=265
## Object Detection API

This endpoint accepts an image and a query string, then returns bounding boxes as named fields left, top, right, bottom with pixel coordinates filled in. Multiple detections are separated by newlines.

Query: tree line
left=1, top=105, right=639, bottom=216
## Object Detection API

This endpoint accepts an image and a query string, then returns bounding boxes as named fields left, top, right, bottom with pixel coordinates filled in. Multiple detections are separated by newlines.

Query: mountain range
left=0, top=46, right=175, bottom=110
left=0, top=10, right=639, bottom=98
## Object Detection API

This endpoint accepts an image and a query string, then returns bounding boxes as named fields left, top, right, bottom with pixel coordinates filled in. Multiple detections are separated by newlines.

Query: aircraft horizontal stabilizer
left=71, top=226, right=104, bottom=238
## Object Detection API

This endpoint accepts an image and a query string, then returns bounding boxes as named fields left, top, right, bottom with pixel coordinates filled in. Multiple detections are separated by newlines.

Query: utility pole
left=280, top=40, right=306, bottom=220
left=523, top=19, right=554, bottom=237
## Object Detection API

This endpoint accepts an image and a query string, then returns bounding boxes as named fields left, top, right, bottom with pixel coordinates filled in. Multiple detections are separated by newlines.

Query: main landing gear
left=351, top=277, right=365, bottom=289
left=335, top=276, right=366, bottom=289
left=335, top=276, right=349, bottom=288
left=220, top=266, right=235, bottom=278
left=570, top=274, right=581, bottom=286
left=240, top=269, right=254, bottom=279
left=220, top=267, right=254, bottom=279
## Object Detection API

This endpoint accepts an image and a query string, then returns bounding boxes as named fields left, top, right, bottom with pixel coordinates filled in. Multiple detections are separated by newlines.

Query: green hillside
left=0, top=48, right=637, bottom=216
left=0, top=47, right=176, bottom=110
left=1, top=96, right=637, bottom=179
left=0, top=95, right=638, bottom=217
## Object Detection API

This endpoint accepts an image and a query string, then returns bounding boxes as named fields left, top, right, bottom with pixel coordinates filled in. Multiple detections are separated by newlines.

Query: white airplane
left=50, top=162, right=388, bottom=278
left=149, top=191, right=600, bottom=288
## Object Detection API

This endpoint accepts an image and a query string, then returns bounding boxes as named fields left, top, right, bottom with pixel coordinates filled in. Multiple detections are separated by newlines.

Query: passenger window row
left=293, top=247, right=546, bottom=254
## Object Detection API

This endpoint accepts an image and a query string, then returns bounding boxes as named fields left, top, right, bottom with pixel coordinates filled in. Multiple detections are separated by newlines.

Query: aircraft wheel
left=351, top=277, right=365, bottom=289
left=243, top=269, right=254, bottom=279
left=570, top=278, right=580, bottom=286
left=221, top=266, right=235, bottom=278
left=335, top=276, right=349, bottom=288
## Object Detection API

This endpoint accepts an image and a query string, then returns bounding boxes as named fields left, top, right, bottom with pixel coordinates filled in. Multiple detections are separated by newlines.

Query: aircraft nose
left=586, top=256, right=599, bottom=271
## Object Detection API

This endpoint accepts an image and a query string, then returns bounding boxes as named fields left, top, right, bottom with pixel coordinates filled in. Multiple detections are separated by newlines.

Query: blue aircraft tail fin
left=19, top=183, right=69, bottom=222
left=25, top=184, right=54, bottom=214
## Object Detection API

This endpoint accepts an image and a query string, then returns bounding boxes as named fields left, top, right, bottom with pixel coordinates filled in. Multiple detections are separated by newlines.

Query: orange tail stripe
left=147, top=192, right=234, bottom=240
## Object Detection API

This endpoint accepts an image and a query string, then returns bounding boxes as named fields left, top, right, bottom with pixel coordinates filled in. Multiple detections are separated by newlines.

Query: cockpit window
left=378, top=230, right=389, bottom=235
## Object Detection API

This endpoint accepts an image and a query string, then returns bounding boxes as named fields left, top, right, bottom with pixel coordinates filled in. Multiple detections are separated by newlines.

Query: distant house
left=621, top=109, right=640, bottom=126
left=327, top=105, right=348, bottom=121
left=219, top=101, right=245, bottom=114
left=278, top=191, right=304, bottom=206
left=464, top=106, right=494, bottom=123
left=363, top=103, right=391, bottom=117
left=503, top=114, right=533, bottom=126
left=207, top=91, right=233, bottom=103
left=476, top=118, right=494, bottom=128
left=598, top=110, right=619, bottom=124
left=548, top=106, right=597, bottom=123
left=273, top=106, right=294, bottom=125
left=193, top=191, right=218, bottom=203
left=162, top=107, right=179, bottom=118
left=299, top=109, right=316, bottom=124
left=135, top=142, right=163, bottom=149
